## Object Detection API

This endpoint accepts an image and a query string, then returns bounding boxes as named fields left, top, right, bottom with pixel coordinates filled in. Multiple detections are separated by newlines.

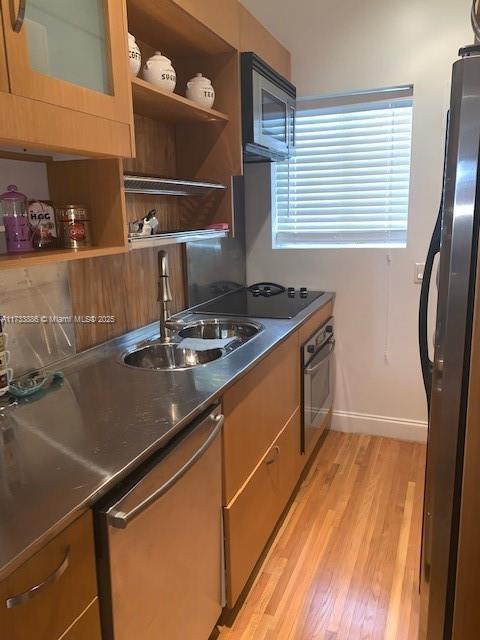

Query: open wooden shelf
left=131, top=77, right=229, bottom=123
left=0, top=245, right=127, bottom=270
left=127, top=0, right=235, bottom=57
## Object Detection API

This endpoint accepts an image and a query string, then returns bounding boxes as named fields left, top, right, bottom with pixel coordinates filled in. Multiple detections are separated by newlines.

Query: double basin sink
left=123, top=319, right=263, bottom=371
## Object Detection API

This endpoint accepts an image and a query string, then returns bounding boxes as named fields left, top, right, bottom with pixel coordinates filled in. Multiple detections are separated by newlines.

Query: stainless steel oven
left=301, top=317, right=335, bottom=453
left=241, top=52, right=296, bottom=162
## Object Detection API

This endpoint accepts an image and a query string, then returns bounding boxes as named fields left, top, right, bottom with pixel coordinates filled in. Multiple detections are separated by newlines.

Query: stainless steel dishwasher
left=95, top=405, right=224, bottom=640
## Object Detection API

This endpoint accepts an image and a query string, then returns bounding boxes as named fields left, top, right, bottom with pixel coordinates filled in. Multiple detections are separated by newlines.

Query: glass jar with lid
left=0, top=185, right=33, bottom=253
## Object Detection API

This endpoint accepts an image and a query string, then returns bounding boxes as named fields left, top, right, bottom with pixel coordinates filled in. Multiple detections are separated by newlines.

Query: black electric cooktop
left=193, top=283, right=324, bottom=319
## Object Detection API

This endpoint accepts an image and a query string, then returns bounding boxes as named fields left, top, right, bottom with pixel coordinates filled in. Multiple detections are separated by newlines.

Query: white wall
left=0, top=158, right=50, bottom=201
left=0, top=159, right=75, bottom=376
left=241, top=0, right=473, bottom=441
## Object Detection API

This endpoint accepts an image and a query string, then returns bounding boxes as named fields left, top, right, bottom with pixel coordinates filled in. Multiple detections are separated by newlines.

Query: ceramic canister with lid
left=128, top=33, right=141, bottom=76
left=56, top=204, right=92, bottom=249
left=143, top=52, right=176, bottom=92
left=1, top=185, right=33, bottom=253
left=186, top=73, right=215, bottom=108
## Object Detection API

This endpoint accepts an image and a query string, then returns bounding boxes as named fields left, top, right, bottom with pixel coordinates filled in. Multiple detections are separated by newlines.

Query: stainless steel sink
left=178, top=319, right=262, bottom=343
left=123, top=342, right=223, bottom=371
left=122, top=320, right=262, bottom=371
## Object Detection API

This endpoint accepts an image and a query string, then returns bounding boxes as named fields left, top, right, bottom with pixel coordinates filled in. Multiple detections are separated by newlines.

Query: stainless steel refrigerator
left=419, top=44, right=480, bottom=639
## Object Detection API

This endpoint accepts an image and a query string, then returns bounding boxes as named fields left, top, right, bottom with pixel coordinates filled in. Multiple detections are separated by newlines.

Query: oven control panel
left=304, top=318, right=334, bottom=356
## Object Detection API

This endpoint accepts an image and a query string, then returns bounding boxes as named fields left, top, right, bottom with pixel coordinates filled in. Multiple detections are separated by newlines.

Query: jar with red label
left=28, top=200, right=57, bottom=249
left=56, top=205, right=92, bottom=249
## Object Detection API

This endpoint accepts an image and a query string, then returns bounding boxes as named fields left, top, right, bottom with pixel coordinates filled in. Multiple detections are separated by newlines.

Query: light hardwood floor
left=216, top=431, right=426, bottom=640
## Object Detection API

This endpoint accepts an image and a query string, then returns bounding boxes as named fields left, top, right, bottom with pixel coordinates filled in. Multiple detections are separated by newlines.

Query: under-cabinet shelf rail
left=128, top=229, right=229, bottom=250
left=123, top=174, right=227, bottom=197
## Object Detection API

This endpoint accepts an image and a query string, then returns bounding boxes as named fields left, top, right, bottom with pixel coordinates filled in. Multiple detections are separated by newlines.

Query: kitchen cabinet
left=0, top=511, right=100, bottom=640
left=222, top=302, right=335, bottom=606
left=126, top=0, right=242, bottom=234
left=0, top=157, right=128, bottom=271
left=222, top=331, right=302, bottom=607
left=238, top=4, right=291, bottom=80
left=224, top=408, right=302, bottom=606
left=0, top=0, right=134, bottom=157
left=222, top=332, right=300, bottom=504
left=172, top=0, right=239, bottom=48
left=1, top=0, right=131, bottom=123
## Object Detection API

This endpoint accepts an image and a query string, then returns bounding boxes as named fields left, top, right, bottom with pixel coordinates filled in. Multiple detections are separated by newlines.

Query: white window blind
left=273, top=86, right=413, bottom=249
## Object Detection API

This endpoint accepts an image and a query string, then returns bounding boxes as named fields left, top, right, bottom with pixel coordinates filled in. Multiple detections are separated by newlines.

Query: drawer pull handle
left=5, top=546, right=70, bottom=609
left=266, top=445, right=280, bottom=465
left=12, top=0, right=27, bottom=33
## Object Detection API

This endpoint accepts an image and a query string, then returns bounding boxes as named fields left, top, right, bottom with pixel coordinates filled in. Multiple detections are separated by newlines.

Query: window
left=272, top=86, right=414, bottom=249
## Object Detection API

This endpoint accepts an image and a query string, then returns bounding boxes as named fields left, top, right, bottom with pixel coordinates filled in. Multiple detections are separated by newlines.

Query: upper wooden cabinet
left=0, top=0, right=134, bottom=157
left=171, top=0, right=239, bottom=49
left=1, top=0, right=131, bottom=123
left=238, top=4, right=291, bottom=80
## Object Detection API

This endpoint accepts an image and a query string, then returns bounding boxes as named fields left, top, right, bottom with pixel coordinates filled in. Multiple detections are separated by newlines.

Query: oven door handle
left=305, top=339, right=335, bottom=375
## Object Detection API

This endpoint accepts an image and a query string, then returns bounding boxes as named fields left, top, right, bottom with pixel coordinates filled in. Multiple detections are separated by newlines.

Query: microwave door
left=252, top=71, right=289, bottom=155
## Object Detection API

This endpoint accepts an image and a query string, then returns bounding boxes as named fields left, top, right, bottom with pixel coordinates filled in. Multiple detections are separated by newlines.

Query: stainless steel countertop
left=0, top=292, right=334, bottom=580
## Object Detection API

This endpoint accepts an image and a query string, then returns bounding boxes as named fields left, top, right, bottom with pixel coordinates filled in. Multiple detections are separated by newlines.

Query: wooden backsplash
left=68, top=245, right=185, bottom=351
left=67, top=112, right=189, bottom=351
left=66, top=108, right=224, bottom=351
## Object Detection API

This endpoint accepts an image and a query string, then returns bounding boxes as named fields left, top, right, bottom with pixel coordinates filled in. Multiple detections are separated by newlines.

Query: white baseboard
left=330, top=410, right=428, bottom=443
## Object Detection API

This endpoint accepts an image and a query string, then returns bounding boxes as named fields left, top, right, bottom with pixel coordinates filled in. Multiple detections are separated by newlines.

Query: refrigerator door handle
left=107, top=413, right=224, bottom=529
left=419, top=207, right=442, bottom=411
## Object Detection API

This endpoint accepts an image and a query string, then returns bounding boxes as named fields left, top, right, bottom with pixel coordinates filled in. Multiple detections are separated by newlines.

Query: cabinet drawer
left=0, top=512, right=97, bottom=640
left=224, top=408, right=301, bottom=607
left=223, top=332, right=300, bottom=503
left=60, top=599, right=101, bottom=640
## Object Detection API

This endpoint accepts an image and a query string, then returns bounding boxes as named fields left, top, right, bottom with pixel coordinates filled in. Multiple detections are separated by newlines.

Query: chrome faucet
left=158, top=250, right=173, bottom=342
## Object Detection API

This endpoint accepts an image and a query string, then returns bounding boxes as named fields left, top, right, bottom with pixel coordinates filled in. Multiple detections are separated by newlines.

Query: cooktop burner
left=192, top=283, right=324, bottom=319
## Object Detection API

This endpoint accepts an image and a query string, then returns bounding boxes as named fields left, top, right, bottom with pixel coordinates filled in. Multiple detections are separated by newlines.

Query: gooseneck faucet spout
left=158, top=250, right=173, bottom=342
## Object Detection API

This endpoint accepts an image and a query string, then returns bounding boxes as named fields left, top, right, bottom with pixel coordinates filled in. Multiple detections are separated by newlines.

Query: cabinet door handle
left=5, top=546, right=70, bottom=609
left=266, top=445, right=280, bottom=465
left=12, top=0, right=27, bottom=33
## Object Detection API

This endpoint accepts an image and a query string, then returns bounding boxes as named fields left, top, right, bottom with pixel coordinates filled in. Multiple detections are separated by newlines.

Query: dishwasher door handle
left=107, top=413, right=224, bottom=529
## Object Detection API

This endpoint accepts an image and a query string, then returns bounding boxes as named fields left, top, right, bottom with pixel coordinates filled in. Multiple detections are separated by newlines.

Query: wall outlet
left=414, top=263, right=425, bottom=284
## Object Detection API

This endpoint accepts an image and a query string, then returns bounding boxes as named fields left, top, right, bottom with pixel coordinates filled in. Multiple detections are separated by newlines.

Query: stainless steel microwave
left=241, top=52, right=296, bottom=162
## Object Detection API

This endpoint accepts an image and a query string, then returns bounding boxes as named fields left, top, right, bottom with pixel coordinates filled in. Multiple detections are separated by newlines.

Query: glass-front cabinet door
left=0, top=0, right=131, bottom=123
